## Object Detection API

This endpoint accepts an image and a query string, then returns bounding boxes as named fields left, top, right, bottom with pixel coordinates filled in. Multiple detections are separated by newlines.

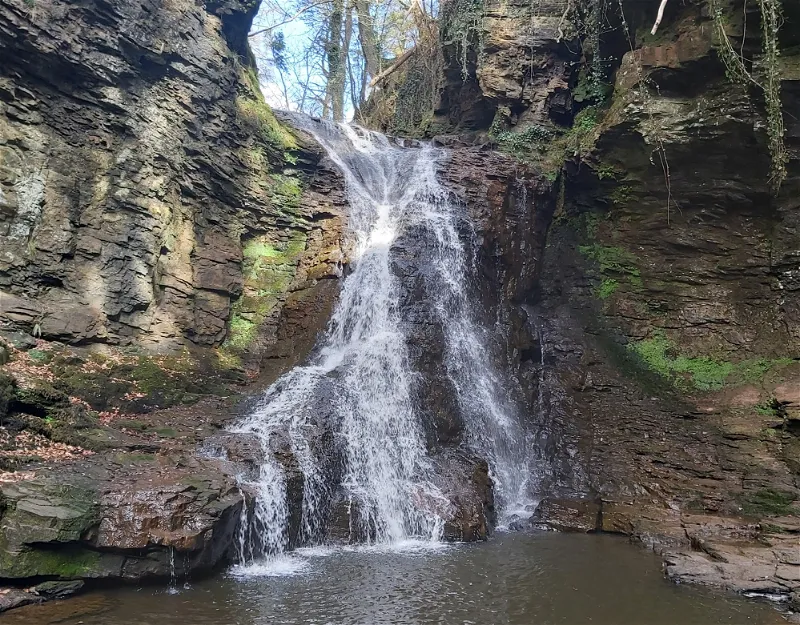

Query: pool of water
left=10, top=533, right=786, bottom=625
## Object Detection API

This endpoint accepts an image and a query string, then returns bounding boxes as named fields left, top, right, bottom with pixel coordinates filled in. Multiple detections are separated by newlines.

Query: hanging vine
left=440, top=0, right=486, bottom=80
left=615, top=0, right=675, bottom=222
left=711, top=0, right=786, bottom=191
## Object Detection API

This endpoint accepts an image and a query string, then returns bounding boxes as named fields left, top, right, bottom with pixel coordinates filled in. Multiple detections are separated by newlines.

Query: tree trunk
left=325, top=0, right=346, bottom=121
left=354, top=0, right=380, bottom=79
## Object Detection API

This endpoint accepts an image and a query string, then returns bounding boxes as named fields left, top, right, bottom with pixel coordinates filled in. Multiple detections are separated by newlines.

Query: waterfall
left=231, top=117, right=537, bottom=567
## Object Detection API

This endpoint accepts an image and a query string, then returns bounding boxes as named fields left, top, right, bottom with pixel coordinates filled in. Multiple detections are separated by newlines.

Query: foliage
left=579, top=244, right=642, bottom=287
left=493, top=125, right=555, bottom=154
left=629, top=332, right=794, bottom=391
left=595, top=164, right=619, bottom=180
left=27, top=349, right=51, bottom=364
left=755, top=397, right=782, bottom=417
left=250, top=0, right=430, bottom=119
left=671, top=356, right=734, bottom=391
left=609, top=184, right=633, bottom=205
left=597, top=278, right=619, bottom=299
left=572, top=67, right=612, bottom=105
left=733, top=357, right=794, bottom=385
left=629, top=332, right=674, bottom=378
left=440, top=0, right=485, bottom=79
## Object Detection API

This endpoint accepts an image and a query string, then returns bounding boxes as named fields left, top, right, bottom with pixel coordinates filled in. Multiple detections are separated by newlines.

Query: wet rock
left=432, top=449, right=495, bottom=541
left=32, top=580, right=85, bottom=600
left=0, top=588, right=41, bottom=612
left=0, top=456, right=244, bottom=583
left=532, top=498, right=600, bottom=533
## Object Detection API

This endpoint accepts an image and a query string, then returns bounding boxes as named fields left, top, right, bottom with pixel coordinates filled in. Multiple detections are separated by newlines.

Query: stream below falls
left=11, top=533, right=786, bottom=625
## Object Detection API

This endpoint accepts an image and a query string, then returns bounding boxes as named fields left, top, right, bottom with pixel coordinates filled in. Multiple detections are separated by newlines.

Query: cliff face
left=367, top=0, right=800, bottom=606
left=0, top=0, right=344, bottom=367
left=0, top=0, right=349, bottom=609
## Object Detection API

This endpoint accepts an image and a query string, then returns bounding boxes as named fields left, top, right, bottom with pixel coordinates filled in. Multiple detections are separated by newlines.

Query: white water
left=232, top=118, right=537, bottom=570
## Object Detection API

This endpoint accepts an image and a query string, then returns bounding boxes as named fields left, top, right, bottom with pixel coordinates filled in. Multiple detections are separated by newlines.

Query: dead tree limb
left=369, top=47, right=417, bottom=87
left=651, top=0, right=669, bottom=35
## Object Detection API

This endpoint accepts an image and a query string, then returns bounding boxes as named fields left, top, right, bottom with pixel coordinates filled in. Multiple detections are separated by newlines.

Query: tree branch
left=249, top=1, right=331, bottom=38
left=651, top=0, right=668, bottom=35
left=369, top=46, right=416, bottom=87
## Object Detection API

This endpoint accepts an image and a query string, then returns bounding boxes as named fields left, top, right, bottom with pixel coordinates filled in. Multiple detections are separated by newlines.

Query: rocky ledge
left=0, top=393, right=248, bottom=612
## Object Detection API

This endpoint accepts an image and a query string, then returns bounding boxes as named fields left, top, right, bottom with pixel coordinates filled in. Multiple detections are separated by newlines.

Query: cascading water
left=232, top=117, right=538, bottom=568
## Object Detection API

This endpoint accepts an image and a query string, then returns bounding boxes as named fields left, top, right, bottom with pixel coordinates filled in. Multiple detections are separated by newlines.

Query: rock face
left=1, top=0, right=799, bottom=615
left=367, top=0, right=800, bottom=607
left=0, top=0, right=350, bottom=609
left=0, top=0, right=346, bottom=371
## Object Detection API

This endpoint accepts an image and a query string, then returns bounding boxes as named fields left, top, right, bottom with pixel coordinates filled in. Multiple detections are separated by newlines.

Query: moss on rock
left=628, top=332, right=795, bottom=391
left=223, top=231, right=309, bottom=355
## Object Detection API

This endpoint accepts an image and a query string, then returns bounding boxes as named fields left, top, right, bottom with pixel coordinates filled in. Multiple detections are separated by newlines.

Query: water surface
left=12, top=533, right=785, bottom=625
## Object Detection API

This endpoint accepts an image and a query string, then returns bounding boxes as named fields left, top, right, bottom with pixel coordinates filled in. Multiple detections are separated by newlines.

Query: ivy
left=440, top=0, right=486, bottom=80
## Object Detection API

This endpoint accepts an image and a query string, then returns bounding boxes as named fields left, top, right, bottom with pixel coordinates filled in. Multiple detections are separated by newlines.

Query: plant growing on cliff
left=629, top=332, right=794, bottom=391
left=440, top=0, right=486, bottom=79
left=493, top=125, right=555, bottom=155
left=710, top=0, right=787, bottom=191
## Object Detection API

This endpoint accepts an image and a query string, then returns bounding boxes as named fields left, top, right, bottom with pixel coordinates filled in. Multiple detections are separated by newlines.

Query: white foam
left=228, top=555, right=311, bottom=579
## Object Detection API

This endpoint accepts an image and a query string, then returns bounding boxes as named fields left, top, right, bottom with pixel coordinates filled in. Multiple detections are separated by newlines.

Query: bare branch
left=650, top=0, right=668, bottom=35
left=369, top=46, right=416, bottom=87
left=249, top=0, right=332, bottom=38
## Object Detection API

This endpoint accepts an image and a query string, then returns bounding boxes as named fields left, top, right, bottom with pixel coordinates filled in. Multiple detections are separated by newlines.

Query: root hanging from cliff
left=615, top=0, right=676, bottom=223
left=711, top=0, right=787, bottom=192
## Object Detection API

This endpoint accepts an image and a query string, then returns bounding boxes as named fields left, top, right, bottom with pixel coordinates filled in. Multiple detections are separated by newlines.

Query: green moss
left=579, top=243, right=642, bottom=290
left=15, top=381, right=70, bottom=411
left=243, top=241, right=282, bottom=260
left=741, top=489, right=797, bottom=517
left=155, top=427, right=177, bottom=438
left=273, top=175, right=303, bottom=213
left=597, top=278, right=619, bottom=300
left=732, top=358, right=794, bottom=385
left=629, top=333, right=733, bottom=389
left=225, top=231, right=308, bottom=353
left=629, top=332, right=674, bottom=378
left=0, top=546, right=103, bottom=579
left=672, top=356, right=734, bottom=391
left=236, top=65, right=297, bottom=153
left=27, top=349, right=52, bottom=364
left=629, top=333, right=793, bottom=391
left=225, top=315, right=257, bottom=350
